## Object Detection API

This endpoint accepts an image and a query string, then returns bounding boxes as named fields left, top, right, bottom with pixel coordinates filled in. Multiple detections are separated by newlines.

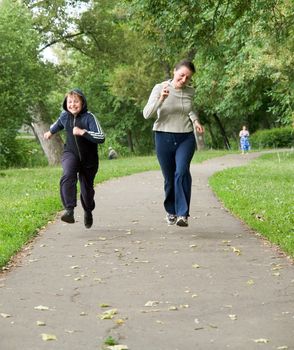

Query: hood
left=63, top=88, right=88, bottom=114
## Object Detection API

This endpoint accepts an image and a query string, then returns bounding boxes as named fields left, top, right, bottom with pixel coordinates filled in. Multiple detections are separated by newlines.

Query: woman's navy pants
left=155, top=131, right=196, bottom=217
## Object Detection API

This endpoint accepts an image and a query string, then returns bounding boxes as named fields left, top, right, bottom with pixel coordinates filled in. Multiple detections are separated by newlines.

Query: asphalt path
left=1, top=152, right=293, bottom=350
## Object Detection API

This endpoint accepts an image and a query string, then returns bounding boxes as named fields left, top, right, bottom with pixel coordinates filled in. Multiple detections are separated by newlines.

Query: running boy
left=44, top=88, right=105, bottom=228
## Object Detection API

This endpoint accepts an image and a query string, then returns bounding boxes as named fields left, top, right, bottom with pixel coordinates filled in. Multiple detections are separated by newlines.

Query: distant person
left=44, top=88, right=105, bottom=228
left=108, top=147, right=118, bottom=160
left=239, top=125, right=250, bottom=154
left=143, top=59, right=204, bottom=227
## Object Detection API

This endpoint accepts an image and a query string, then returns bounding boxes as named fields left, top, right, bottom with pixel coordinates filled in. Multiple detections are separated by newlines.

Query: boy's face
left=67, top=94, right=82, bottom=116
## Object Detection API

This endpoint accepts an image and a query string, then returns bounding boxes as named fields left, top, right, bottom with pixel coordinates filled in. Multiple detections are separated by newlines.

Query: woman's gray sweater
left=143, top=80, right=199, bottom=133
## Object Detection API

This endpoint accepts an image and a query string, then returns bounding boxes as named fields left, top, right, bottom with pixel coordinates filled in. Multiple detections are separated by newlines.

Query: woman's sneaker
left=176, top=216, right=188, bottom=227
left=166, top=213, right=177, bottom=225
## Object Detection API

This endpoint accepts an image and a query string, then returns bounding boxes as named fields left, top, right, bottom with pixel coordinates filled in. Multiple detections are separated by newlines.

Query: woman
left=143, top=60, right=204, bottom=227
left=239, top=125, right=250, bottom=154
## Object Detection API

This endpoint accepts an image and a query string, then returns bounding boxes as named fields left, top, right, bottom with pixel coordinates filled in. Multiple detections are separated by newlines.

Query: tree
left=0, top=0, right=61, bottom=166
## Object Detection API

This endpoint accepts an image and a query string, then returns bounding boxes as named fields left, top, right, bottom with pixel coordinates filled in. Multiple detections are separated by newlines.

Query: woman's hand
left=194, top=120, right=205, bottom=134
left=159, top=84, right=169, bottom=102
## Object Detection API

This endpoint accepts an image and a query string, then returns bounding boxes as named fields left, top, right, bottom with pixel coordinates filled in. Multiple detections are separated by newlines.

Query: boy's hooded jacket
left=49, top=89, right=105, bottom=166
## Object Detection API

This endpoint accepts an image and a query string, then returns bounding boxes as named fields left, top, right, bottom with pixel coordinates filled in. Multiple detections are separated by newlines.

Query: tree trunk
left=206, top=119, right=218, bottom=148
left=127, top=129, right=134, bottom=153
left=30, top=104, right=63, bottom=165
left=213, top=113, right=231, bottom=150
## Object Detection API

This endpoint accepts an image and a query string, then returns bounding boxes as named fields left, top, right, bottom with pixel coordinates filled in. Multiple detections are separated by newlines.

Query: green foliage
left=209, top=151, right=294, bottom=256
left=104, top=336, right=118, bottom=346
left=0, top=0, right=57, bottom=166
left=251, top=127, right=294, bottom=149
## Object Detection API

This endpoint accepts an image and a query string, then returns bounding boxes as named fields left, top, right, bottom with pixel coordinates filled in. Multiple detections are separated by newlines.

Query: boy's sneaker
left=166, top=213, right=177, bottom=225
left=176, top=216, right=188, bottom=227
left=61, top=209, right=75, bottom=223
left=84, top=211, right=93, bottom=229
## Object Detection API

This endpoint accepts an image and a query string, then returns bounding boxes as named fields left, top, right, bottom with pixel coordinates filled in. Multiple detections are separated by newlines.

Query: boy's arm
left=44, top=114, right=65, bottom=140
left=82, top=113, right=105, bottom=144
left=49, top=112, right=66, bottom=134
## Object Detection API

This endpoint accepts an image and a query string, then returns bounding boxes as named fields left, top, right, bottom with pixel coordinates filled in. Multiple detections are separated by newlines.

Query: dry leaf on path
left=229, top=314, right=237, bottom=321
left=107, top=345, right=128, bottom=350
left=34, top=305, right=50, bottom=311
left=0, top=313, right=11, bottom=318
left=99, top=309, right=118, bottom=320
left=192, top=264, right=200, bottom=269
left=41, top=333, right=57, bottom=341
left=247, top=279, right=255, bottom=285
left=254, top=338, right=269, bottom=343
left=144, top=301, right=159, bottom=307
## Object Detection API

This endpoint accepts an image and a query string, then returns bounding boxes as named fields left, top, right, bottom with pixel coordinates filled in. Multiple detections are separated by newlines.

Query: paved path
left=1, top=153, right=293, bottom=350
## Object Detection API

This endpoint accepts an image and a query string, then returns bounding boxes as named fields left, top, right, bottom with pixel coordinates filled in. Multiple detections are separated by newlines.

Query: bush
left=0, top=136, right=48, bottom=169
left=250, top=127, right=294, bottom=149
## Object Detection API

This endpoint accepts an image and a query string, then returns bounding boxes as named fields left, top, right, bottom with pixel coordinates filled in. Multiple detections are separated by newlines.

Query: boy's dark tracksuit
left=49, top=89, right=105, bottom=215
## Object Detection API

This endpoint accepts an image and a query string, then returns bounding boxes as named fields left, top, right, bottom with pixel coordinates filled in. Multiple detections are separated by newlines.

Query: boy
left=44, top=88, right=105, bottom=228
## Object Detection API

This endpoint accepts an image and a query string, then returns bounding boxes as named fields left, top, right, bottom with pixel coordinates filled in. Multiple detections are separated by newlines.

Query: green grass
left=0, top=150, right=230, bottom=268
left=209, top=151, right=294, bottom=256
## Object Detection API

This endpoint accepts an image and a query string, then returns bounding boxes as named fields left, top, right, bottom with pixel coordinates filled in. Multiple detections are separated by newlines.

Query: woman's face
left=172, top=66, right=193, bottom=89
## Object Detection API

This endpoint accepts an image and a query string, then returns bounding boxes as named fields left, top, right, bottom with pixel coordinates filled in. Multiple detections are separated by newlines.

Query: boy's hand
left=73, top=126, right=86, bottom=136
left=44, top=131, right=52, bottom=140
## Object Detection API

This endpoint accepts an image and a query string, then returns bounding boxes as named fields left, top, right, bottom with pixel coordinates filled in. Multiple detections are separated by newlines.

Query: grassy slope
left=209, top=151, right=294, bottom=256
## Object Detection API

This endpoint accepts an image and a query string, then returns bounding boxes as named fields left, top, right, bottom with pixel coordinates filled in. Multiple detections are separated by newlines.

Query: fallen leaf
left=277, top=346, right=288, bottom=349
left=168, top=306, right=178, bottom=311
left=99, top=309, right=118, bottom=320
left=36, top=321, right=46, bottom=326
left=115, top=319, right=125, bottom=325
left=41, top=333, right=57, bottom=341
left=247, top=279, right=255, bottom=285
left=192, top=264, right=200, bottom=269
left=144, top=301, right=159, bottom=307
left=100, top=303, right=111, bottom=308
left=229, top=314, right=237, bottom=321
left=34, top=305, right=50, bottom=311
left=107, top=345, right=128, bottom=350
left=70, top=265, right=79, bottom=269
left=254, top=338, right=269, bottom=343
left=272, top=272, right=280, bottom=277
left=231, top=247, right=241, bottom=255
left=80, top=312, right=87, bottom=316
left=0, top=313, right=11, bottom=318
